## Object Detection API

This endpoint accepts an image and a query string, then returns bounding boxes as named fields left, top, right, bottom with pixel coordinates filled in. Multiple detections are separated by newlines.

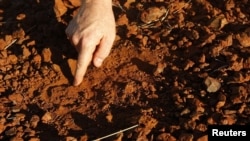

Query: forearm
left=82, top=0, right=113, bottom=8
left=77, top=0, right=113, bottom=17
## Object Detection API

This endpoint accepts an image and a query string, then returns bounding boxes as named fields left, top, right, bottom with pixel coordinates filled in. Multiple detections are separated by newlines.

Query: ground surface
left=0, top=0, right=250, bottom=141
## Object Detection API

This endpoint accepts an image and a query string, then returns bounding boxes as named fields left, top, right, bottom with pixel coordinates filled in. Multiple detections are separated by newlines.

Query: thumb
left=93, top=37, right=113, bottom=67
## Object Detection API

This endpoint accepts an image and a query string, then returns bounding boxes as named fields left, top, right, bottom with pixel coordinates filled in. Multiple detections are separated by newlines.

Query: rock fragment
left=235, top=32, right=250, bottom=47
left=67, top=58, right=77, bottom=76
left=140, top=7, right=166, bottom=24
left=41, top=48, right=52, bottom=63
left=66, top=136, right=77, bottom=141
left=204, top=76, right=221, bottom=93
left=156, top=133, right=176, bottom=141
left=54, top=0, right=67, bottom=18
left=16, top=13, right=26, bottom=20
left=30, top=115, right=40, bottom=128
left=208, top=14, right=228, bottom=30
left=68, top=0, right=81, bottom=7
left=41, top=112, right=52, bottom=123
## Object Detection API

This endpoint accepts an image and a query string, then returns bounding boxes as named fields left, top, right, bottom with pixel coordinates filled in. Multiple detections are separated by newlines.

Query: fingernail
left=95, top=58, right=103, bottom=67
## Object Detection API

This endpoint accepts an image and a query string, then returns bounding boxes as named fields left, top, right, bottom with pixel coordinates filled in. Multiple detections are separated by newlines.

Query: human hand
left=65, top=0, right=116, bottom=86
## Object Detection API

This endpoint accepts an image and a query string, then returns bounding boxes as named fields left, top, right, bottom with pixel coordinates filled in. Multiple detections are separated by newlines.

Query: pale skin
left=65, top=0, right=116, bottom=86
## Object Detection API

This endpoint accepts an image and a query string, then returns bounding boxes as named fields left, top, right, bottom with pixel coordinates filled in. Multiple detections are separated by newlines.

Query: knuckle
left=71, top=35, right=79, bottom=46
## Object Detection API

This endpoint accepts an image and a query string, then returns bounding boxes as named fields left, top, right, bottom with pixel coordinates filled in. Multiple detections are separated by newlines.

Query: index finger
left=73, top=40, right=96, bottom=86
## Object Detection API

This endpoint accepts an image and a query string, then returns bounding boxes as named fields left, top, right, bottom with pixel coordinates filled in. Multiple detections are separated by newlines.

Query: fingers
left=73, top=39, right=96, bottom=86
left=65, top=22, right=115, bottom=86
left=93, top=36, right=114, bottom=67
left=73, top=36, right=114, bottom=86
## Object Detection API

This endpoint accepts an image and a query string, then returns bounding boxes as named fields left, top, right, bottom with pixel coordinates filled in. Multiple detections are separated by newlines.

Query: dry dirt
left=0, top=0, right=250, bottom=141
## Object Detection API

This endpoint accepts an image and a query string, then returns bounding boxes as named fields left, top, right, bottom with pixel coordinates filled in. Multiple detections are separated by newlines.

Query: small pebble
left=204, top=76, right=221, bottom=93
left=65, top=136, right=77, bottom=141
left=5, top=127, right=17, bottom=136
left=16, top=13, right=26, bottom=20
left=41, top=112, right=52, bottom=123
left=30, top=115, right=40, bottom=128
